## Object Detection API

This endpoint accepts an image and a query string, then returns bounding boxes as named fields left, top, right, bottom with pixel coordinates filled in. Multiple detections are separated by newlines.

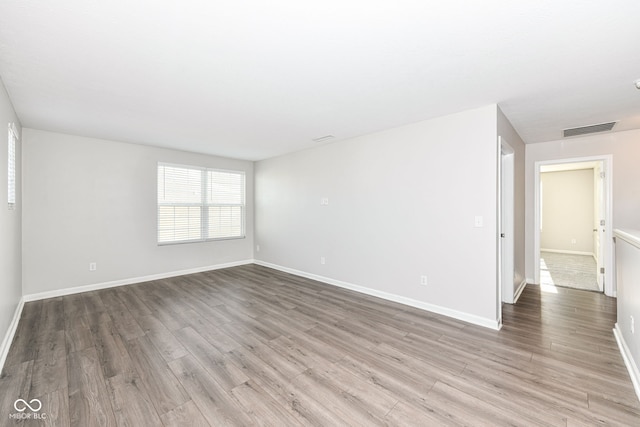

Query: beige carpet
left=540, top=251, right=600, bottom=292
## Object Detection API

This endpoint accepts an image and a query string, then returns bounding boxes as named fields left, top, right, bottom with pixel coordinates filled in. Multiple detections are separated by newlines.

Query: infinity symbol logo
left=14, top=398, right=42, bottom=412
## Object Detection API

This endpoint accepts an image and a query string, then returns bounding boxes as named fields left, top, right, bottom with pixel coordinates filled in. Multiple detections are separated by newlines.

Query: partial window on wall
left=157, top=163, right=245, bottom=244
left=7, top=123, right=18, bottom=210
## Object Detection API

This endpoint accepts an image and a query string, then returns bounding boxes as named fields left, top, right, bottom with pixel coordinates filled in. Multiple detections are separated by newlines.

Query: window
left=157, top=163, right=245, bottom=244
left=7, top=123, right=18, bottom=210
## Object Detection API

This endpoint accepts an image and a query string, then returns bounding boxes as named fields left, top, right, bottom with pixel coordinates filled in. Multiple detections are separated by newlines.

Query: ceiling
left=0, top=1, right=639, bottom=161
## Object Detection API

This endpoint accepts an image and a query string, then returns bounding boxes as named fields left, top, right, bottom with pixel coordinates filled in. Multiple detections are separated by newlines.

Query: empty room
left=2, top=1, right=640, bottom=426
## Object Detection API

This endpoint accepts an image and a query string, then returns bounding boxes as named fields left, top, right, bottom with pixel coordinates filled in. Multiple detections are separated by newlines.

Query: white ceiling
left=1, top=0, right=639, bottom=161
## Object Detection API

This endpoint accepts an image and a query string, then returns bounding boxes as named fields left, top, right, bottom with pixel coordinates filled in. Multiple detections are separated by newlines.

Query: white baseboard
left=513, top=280, right=527, bottom=303
left=23, top=259, right=254, bottom=302
left=254, top=260, right=500, bottom=330
left=0, top=297, right=25, bottom=374
left=613, top=323, right=640, bottom=403
left=540, top=248, right=594, bottom=256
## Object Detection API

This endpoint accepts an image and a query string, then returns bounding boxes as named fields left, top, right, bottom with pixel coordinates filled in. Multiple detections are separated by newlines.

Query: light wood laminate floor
left=1, top=265, right=638, bottom=426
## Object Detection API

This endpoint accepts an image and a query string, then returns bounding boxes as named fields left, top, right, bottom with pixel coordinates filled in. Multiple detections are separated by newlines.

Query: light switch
left=474, top=216, right=484, bottom=227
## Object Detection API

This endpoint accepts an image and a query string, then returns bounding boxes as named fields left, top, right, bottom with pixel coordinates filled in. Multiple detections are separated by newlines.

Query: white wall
left=540, top=169, right=594, bottom=254
left=0, top=77, right=22, bottom=358
left=525, top=129, right=640, bottom=281
left=614, top=229, right=640, bottom=400
left=255, top=105, right=500, bottom=325
left=498, top=107, right=526, bottom=299
left=22, top=129, right=254, bottom=295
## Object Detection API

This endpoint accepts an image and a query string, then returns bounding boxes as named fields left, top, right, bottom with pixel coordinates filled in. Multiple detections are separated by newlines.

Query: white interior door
left=500, top=137, right=515, bottom=304
left=594, top=163, right=605, bottom=291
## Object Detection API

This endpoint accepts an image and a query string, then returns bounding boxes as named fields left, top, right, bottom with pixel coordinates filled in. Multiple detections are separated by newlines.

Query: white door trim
left=499, top=137, right=515, bottom=305
left=533, top=155, right=614, bottom=296
left=497, top=138, right=502, bottom=327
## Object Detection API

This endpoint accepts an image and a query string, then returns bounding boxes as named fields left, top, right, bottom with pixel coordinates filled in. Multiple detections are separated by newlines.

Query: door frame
left=594, top=162, right=605, bottom=290
left=533, top=155, right=614, bottom=296
left=499, top=137, right=515, bottom=305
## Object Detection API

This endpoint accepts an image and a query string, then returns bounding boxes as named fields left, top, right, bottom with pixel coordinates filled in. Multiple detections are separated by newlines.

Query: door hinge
left=600, top=220, right=605, bottom=226
left=600, top=267, right=605, bottom=274
left=600, top=171, right=605, bottom=179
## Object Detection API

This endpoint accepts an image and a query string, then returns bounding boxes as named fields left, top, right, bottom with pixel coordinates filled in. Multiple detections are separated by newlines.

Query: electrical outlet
left=320, top=257, right=326, bottom=265
left=89, top=262, right=97, bottom=271
left=571, top=238, right=577, bottom=244
left=420, top=275, right=428, bottom=286
left=321, top=198, right=329, bottom=205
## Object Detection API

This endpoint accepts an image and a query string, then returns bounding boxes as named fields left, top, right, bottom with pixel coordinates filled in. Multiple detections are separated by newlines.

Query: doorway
left=534, top=156, right=613, bottom=296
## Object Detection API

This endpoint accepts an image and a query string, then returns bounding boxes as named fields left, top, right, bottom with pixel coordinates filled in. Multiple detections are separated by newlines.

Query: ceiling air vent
left=563, top=122, right=616, bottom=138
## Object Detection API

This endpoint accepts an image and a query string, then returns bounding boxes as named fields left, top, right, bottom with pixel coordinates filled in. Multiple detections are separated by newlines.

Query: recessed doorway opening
left=534, top=156, right=614, bottom=296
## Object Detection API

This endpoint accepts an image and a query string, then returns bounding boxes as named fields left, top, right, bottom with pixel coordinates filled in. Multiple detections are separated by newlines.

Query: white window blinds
left=207, top=170, right=245, bottom=239
left=157, top=163, right=245, bottom=244
left=7, top=123, right=18, bottom=210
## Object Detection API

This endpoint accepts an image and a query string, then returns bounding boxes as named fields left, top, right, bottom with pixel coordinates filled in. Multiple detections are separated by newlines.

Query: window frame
left=157, top=162, right=246, bottom=245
